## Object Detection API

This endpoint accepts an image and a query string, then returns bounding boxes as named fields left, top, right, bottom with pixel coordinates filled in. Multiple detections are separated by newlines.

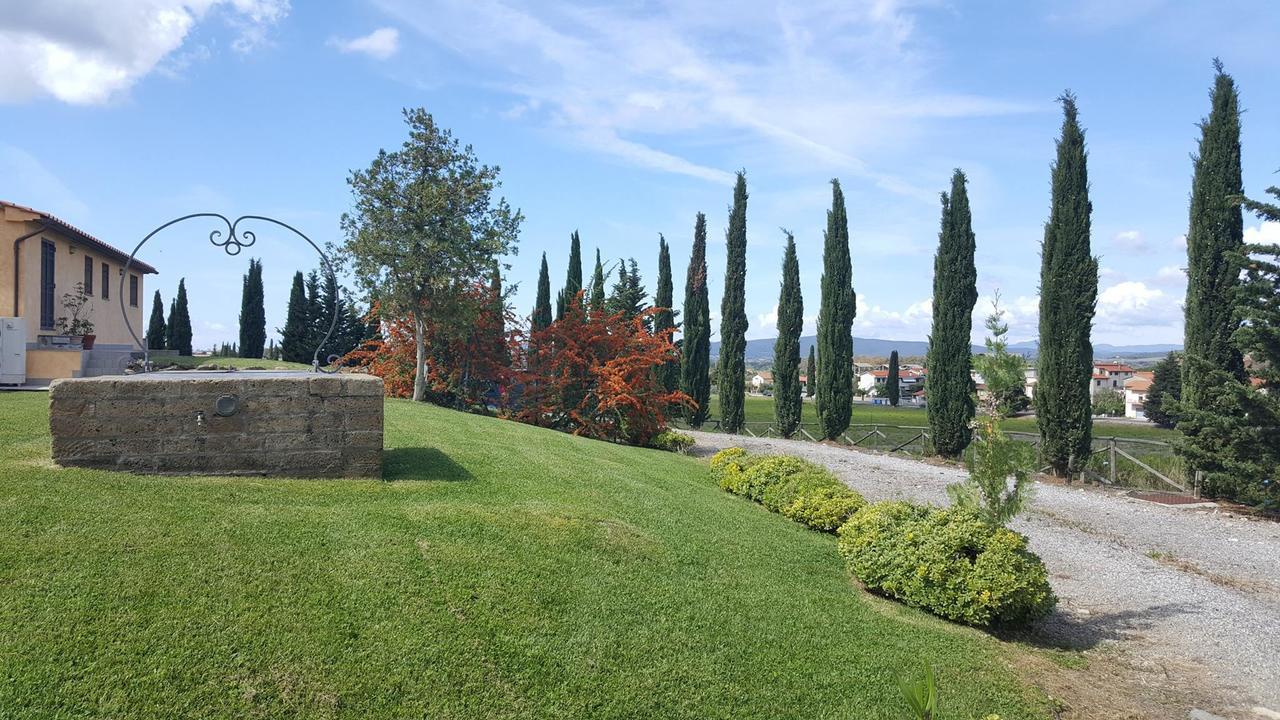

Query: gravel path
left=685, top=430, right=1280, bottom=716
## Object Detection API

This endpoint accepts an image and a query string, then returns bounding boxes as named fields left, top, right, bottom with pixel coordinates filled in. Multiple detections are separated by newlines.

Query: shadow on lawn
left=383, top=447, right=474, bottom=482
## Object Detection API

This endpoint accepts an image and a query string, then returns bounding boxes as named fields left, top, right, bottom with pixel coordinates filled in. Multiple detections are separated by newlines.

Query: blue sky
left=3, top=0, right=1279, bottom=352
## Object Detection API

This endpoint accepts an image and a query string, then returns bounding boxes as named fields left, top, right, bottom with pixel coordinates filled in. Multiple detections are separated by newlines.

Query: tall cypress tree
left=1036, top=93, right=1098, bottom=477
left=556, top=230, right=583, bottom=320
left=653, top=234, right=678, bottom=393
left=817, top=179, right=855, bottom=439
left=238, top=258, right=266, bottom=358
left=806, top=345, right=816, bottom=398
left=589, top=249, right=607, bottom=313
left=145, top=290, right=166, bottom=350
left=886, top=350, right=901, bottom=407
left=165, top=298, right=177, bottom=351
left=280, top=271, right=311, bottom=363
left=926, top=170, right=979, bottom=457
left=718, top=171, right=749, bottom=433
left=1183, top=60, right=1246, bottom=410
left=488, top=260, right=509, bottom=368
left=773, top=231, right=803, bottom=437
left=681, top=212, right=712, bottom=427
left=171, top=278, right=193, bottom=356
left=532, top=253, right=552, bottom=331
left=304, top=270, right=324, bottom=355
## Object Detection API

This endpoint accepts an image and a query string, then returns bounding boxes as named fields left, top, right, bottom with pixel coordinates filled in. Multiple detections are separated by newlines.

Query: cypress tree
left=304, top=270, right=325, bottom=355
left=556, top=230, right=583, bottom=320
left=806, top=345, right=816, bottom=398
left=607, top=258, right=646, bottom=320
left=145, top=290, right=166, bottom=350
left=653, top=234, right=678, bottom=393
left=238, top=258, right=266, bottom=358
left=1035, top=93, right=1098, bottom=477
left=1145, top=352, right=1182, bottom=429
left=171, top=278, right=193, bottom=356
left=681, top=212, right=712, bottom=427
left=817, top=179, right=855, bottom=439
left=165, top=298, right=177, bottom=351
left=1182, top=60, right=1246, bottom=409
left=488, top=260, right=509, bottom=368
left=589, top=249, right=606, bottom=313
left=886, top=350, right=901, bottom=407
left=773, top=231, right=803, bottom=437
left=280, top=271, right=311, bottom=363
left=718, top=171, right=749, bottom=433
left=532, top=253, right=552, bottom=331
left=926, top=170, right=979, bottom=457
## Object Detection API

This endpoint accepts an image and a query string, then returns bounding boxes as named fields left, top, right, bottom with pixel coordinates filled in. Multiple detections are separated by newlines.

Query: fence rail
left=683, top=419, right=1189, bottom=495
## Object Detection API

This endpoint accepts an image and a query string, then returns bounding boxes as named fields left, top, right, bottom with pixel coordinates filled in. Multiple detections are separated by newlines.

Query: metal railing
left=685, top=419, right=1188, bottom=495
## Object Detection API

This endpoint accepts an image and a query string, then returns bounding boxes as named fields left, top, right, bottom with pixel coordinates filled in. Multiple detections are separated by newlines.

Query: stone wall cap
left=55, top=371, right=384, bottom=383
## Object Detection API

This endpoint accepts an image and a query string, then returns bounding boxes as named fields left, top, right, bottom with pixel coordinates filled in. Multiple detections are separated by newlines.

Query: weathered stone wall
left=49, top=372, right=383, bottom=477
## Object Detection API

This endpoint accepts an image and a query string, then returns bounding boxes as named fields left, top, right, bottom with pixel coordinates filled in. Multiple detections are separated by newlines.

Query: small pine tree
left=1145, top=352, right=1182, bottom=429
left=773, top=231, right=803, bottom=437
left=280, top=271, right=311, bottom=363
left=886, top=350, right=901, bottom=407
left=817, top=179, right=856, bottom=439
left=718, top=171, right=749, bottom=433
left=806, top=345, right=816, bottom=398
left=532, top=253, right=552, bottom=332
left=589, top=249, right=607, bottom=313
left=681, top=213, right=712, bottom=427
left=238, top=258, right=266, bottom=358
left=171, top=278, right=193, bottom=356
left=1036, top=93, right=1098, bottom=477
left=145, top=290, right=166, bottom=350
left=607, top=258, right=646, bottom=320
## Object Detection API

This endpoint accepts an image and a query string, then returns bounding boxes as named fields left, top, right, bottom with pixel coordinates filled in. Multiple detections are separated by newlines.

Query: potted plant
left=55, top=282, right=96, bottom=349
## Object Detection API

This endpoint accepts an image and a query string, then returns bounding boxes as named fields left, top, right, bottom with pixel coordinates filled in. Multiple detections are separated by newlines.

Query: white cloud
left=376, top=0, right=1035, bottom=187
left=0, top=0, right=289, bottom=105
left=328, top=27, right=400, bottom=60
left=1096, top=281, right=1180, bottom=329
left=1111, top=229, right=1148, bottom=252
left=1245, top=221, right=1280, bottom=246
left=757, top=304, right=778, bottom=334
left=1173, top=233, right=1187, bottom=250
left=853, top=296, right=933, bottom=339
left=1154, top=264, right=1185, bottom=286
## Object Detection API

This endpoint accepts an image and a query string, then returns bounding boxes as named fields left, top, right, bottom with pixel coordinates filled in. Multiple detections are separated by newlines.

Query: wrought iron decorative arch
left=119, top=214, right=341, bottom=373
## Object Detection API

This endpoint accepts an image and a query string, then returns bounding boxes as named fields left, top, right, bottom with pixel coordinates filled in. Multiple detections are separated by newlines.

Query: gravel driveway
left=685, top=430, right=1280, bottom=718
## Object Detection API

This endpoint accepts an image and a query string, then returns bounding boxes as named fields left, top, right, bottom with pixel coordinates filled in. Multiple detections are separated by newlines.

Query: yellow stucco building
left=1, top=201, right=158, bottom=384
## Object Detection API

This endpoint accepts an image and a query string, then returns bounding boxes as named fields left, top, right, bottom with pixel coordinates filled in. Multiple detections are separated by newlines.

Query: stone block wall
left=49, top=372, right=384, bottom=478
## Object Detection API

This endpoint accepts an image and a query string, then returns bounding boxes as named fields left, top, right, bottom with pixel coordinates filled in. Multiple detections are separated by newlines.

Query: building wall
left=2, top=208, right=151, bottom=381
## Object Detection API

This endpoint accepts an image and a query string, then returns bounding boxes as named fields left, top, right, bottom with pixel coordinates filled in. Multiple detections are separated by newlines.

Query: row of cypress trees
left=144, top=278, right=192, bottom=356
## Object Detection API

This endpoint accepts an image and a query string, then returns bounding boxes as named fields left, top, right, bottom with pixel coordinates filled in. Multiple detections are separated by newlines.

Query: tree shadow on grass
left=383, top=447, right=474, bottom=482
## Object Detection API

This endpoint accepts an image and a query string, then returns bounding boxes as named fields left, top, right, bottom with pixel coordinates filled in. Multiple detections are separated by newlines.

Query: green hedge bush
left=709, top=448, right=866, bottom=533
left=838, top=502, right=1056, bottom=627
left=650, top=429, right=695, bottom=454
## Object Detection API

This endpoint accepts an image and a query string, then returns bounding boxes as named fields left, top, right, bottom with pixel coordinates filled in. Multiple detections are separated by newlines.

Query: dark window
left=40, top=240, right=56, bottom=330
left=129, top=275, right=139, bottom=307
left=101, top=263, right=110, bottom=300
left=84, top=256, right=94, bottom=295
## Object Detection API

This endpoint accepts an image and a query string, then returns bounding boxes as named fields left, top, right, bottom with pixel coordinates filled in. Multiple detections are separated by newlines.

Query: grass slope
left=706, top=393, right=1176, bottom=442
left=0, top=393, right=1049, bottom=719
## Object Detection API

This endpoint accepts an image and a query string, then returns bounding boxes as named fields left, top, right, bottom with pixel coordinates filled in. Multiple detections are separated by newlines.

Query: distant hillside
left=713, top=335, right=1182, bottom=365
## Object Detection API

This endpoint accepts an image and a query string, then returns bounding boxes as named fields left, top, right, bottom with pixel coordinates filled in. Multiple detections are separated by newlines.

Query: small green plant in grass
left=899, top=663, right=938, bottom=719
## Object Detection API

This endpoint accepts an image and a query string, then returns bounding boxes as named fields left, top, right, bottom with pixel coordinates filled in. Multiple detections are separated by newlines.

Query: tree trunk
left=413, top=312, right=428, bottom=402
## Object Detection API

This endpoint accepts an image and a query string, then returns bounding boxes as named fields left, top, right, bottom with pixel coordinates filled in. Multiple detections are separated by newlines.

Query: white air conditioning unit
left=1, top=317, right=27, bottom=385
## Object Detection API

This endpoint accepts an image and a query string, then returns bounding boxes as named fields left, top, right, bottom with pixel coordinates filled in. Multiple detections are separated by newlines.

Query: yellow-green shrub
left=838, top=502, right=1056, bottom=627
left=710, top=449, right=866, bottom=534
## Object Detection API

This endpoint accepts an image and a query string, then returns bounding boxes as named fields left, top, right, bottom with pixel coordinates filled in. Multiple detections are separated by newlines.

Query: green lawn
left=156, top=355, right=315, bottom=371
left=0, top=392, right=1052, bottom=719
left=705, top=394, right=1177, bottom=443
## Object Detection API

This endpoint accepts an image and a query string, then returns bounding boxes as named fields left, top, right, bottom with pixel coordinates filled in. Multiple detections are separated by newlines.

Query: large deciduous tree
left=926, top=170, right=979, bottom=457
left=718, top=171, right=749, bottom=433
left=238, top=258, right=266, bottom=359
left=681, top=212, right=712, bottom=427
left=1035, top=93, right=1098, bottom=477
left=341, top=108, right=522, bottom=402
left=817, top=179, right=855, bottom=440
left=773, top=231, right=803, bottom=437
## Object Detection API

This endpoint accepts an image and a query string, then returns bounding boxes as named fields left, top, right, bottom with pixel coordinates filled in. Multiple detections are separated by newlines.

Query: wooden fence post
left=1109, top=438, right=1117, bottom=485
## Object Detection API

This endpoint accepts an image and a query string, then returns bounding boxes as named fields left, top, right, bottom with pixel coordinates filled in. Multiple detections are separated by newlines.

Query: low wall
left=50, top=372, right=383, bottom=478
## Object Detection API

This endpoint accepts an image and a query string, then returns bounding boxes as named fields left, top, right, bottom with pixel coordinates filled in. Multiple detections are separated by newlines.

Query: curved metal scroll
left=119, top=214, right=341, bottom=373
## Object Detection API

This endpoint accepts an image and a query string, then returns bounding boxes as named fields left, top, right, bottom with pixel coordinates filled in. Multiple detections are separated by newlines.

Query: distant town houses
left=857, top=366, right=926, bottom=404
left=1124, top=371, right=1154, bottom=419
left=1091, top=362, right=1135, bottom=396
left=749, top=370, right=773, bottom=392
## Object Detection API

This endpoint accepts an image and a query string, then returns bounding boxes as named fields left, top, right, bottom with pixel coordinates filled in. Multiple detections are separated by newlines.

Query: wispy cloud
left=0, top=0, right=289, bottom=105
left=375, top=0, right=1035, bottom=189
left=328, top=27, right=400, bottom=60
